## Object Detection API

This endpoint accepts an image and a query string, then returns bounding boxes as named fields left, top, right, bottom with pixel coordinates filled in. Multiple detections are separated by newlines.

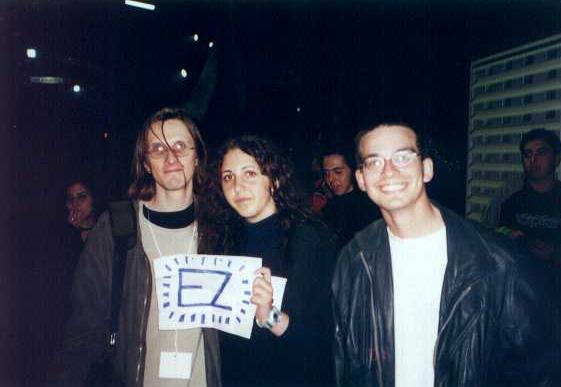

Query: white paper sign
left=154, top=254, right=267, bottom=338
left=271, top=276, right=287, bottom=310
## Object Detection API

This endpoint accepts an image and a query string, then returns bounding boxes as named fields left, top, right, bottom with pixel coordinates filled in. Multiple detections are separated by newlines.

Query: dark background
left=2, top=1, right=561, bottom=385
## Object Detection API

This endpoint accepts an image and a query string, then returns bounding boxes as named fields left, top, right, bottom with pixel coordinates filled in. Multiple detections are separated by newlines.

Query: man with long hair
left=50, top=108, right=220, bottom=386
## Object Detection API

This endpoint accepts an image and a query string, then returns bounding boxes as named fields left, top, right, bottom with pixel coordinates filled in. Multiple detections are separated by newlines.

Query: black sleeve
left=495, top=256, right=561, bottom=386
left=47, top=212, right=115, bottom=386
left=283, top=223, right=338, bottom=385
left=331, top=243, right=353, bottom=387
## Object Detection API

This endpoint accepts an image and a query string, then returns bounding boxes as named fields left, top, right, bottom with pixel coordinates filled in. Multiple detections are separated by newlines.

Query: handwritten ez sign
left=154, top=254, right=263, bottom=339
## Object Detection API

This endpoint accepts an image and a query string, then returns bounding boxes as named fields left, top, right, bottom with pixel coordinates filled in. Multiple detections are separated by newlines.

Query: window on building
left=522, top=113, right=532, bottom=122
left=534, top=92, right=546, bottom=103
left=489, top=64, right=504, bottom=75
left=511, top=97, right=523, bottom=107
left=524, top=74, right=534, bottom=85
left=487, top=82, right=503, bottom=92
left=523, top=94, right=533, bottom=104
left=525, top=55, right=535, bottom=66
left=535, top=51, right=548, bottom=64
left=473, top=86, right=485, bottom=96
left=511, top=115, right=523, bottom=125
left=545, top=110, right=557, bottom=120
left=473, top=120, right=484, bottom=129
left=512, top=77, right=524, bottom=89
left=548, top=69, right=557, bottom=80
left=471, top=171, right=483, bottom=179
left=546, top=48, right=560, bottom=60
left=486, top=118, right=501, bottom=128
left=474, top=69, right=486, bottom=78
left=502, top=171, right=522, bottom=181
left=511, top=58, right=524, bottom=69
left=504, top=79, right=513, bottom=89
left=547, top=90, right=558, bottom=100
left=473, top=102, right=485, bottom=112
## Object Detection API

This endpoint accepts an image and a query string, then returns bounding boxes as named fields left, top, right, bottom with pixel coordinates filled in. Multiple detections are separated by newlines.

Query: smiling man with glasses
left=332, top=123, right=558, bottom=387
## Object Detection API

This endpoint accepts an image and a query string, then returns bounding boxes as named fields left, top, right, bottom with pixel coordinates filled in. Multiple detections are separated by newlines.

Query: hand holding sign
left=252, top=267, right=273, bottom=323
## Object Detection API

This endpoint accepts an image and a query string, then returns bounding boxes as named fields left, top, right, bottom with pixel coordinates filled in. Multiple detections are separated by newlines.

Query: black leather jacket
left=332, top=206, right=559, bottom=387
left=49, top=202, right=221, bottom=387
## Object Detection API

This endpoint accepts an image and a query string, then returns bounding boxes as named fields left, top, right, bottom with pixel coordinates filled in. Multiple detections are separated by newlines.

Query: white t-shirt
left=388, top=226, right=447, bottom=387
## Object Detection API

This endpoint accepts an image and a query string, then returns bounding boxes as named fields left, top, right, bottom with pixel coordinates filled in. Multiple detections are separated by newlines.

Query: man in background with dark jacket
left=499, top=128, right=561, bottom=264
left=321, top=147, right=380, bottom=248
left=332, top=123, right=558, bottom=387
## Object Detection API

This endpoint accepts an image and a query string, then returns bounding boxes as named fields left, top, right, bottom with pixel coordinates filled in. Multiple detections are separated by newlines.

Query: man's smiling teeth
left=380, top=183, right=406, bottom=192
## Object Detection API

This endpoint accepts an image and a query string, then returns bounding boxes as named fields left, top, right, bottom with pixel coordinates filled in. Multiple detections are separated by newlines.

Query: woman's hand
left=252, top=267, right=289, bottom=336
left=252, top=267, right=274, bottom=321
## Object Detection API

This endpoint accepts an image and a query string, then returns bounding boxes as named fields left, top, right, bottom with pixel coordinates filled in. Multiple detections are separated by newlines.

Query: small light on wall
left=72, top=84, right=81, bottom=93
left=193, top=33, right=199, bottom=42
left=26, top=48, right=37, bottom=59
left=103, top=132, right=109, bottom=139
left=180, top=68, right=188, bottom=78
left=208, top=41, right=214, bottom=48
left=296, top=107, right=301, bottom=113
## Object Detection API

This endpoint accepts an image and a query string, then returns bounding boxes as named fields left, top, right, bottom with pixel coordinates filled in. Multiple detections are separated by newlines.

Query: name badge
left=159, top=352, right=192, bottom=379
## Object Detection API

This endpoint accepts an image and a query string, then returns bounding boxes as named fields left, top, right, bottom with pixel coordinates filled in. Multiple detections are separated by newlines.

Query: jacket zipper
left=135, top=252, right=152, bottom=385
left=359, top=251, right=385, bottom=387
left=432, top=284, right=475, bottom=369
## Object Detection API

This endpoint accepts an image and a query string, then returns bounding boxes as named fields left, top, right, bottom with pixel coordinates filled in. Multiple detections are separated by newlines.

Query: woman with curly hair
left=198, top=135, right=337, bottom=386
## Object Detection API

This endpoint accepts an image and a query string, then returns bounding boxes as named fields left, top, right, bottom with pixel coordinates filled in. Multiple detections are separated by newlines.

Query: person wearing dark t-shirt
left=321, top=148, right=381, bottom=248
left=500, top=128, right=561, bottom=264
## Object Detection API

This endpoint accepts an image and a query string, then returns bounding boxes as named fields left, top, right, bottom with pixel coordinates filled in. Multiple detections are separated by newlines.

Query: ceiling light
left=29, top=76, right=64, bottom=84
left=124, top=0, right=155, bottom=11
left=26, top=48, right=37, bottom=59
left=180, top=68, right=188, bottom=78
left=72, top=84, right=81, bottom=93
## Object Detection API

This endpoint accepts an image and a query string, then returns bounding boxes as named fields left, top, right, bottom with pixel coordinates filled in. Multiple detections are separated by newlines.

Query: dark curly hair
left=197, top=135, right=313, bottom=255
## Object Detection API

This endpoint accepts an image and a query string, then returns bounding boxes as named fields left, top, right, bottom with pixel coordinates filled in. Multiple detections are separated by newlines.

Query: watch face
left=272, top=307, right=281, bottom=324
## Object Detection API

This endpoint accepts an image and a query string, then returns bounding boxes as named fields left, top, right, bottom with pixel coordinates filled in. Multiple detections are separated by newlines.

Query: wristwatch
left=256, top=306, right=282, bottom=330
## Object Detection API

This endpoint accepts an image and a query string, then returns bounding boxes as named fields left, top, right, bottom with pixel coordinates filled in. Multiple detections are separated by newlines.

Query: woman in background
left=198, top=135, right=337, bottom=386
left=65, top=180, right=98, bottom=243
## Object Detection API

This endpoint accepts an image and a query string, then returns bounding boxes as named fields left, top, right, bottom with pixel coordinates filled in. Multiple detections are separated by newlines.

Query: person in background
left=321, top=146, right=380, bottom=248
left=198, top=135, right=337, bottom=386
left=499, top=128, right=561, bottom=264
left=65, top=181, right=98, bottom=243
left=310, top=154, right=332, bottom=214
left=332, top=123, right=558, bottom=387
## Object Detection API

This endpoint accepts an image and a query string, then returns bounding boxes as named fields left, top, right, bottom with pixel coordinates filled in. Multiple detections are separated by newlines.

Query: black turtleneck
left=243, top=213, right=285, bottom=276
left=142, top=203, right=195, bottom=229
